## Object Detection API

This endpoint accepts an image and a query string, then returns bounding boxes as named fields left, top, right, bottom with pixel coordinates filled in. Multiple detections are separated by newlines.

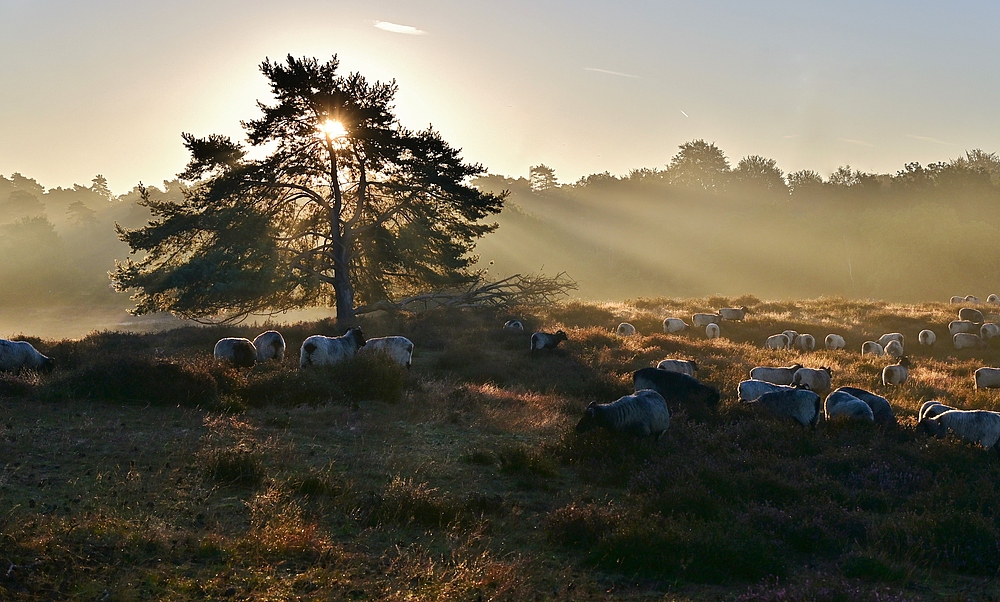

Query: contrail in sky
left=908, top=135, right=956, bottom=145
left=680, top=110, right=689, bottom=118
left=584, top=67, right=638, bottom=78
left=374, top=21, right=427, bottom=35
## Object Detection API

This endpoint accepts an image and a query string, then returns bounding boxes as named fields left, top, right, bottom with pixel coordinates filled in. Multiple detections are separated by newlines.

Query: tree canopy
left=111, top=55, right=506, bottom=324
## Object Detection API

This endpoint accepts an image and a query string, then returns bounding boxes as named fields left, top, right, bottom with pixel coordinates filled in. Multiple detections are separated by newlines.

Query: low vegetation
left=3, top=296, right=1000, bottom=600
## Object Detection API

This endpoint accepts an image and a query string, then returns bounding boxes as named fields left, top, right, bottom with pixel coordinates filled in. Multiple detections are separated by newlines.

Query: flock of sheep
left=213, top=328, right=416, bottom=370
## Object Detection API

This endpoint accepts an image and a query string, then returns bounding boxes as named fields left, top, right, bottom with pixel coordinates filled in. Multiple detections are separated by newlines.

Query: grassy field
left=4, top=296, right=1000, bottom=600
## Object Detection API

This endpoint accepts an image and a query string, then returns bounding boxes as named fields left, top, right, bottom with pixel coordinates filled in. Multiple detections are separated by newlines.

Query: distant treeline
left=473, top=142, right=1000, bottom=302
left=0, top=174, right=182, bottom=307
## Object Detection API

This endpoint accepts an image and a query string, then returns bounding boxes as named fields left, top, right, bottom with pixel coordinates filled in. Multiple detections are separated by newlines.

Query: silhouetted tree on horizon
left=665, top=139, right=730, bottom=193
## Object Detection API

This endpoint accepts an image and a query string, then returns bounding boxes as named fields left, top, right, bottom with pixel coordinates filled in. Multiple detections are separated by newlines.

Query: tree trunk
left=327, top=140, right=357, bottom=326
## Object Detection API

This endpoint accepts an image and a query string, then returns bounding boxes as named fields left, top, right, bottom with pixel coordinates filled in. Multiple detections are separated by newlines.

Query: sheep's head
left=555, top=330, right=568, bottom=342
left=821, top=367, right=833, bottom=376
left=233, top=342, right=257, bottom=369
left=348, top=327, right=366, bottom=348
left=918, top=417, right=947, bottom=438
left=899, top=356, right=911, bottom=368
left=39, top=356, right=55, bottom=373
left=703, top=385, right=722, bottom=407
left=575, top=402, right=602, bottom=432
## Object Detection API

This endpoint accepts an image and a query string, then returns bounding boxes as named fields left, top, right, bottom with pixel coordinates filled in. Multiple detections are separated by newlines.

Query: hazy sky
left=3, top=0, right=1000, bottom=194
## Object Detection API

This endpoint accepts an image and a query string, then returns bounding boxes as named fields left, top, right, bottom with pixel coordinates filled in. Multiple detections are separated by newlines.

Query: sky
left=2, top=0, right=1000, bottom=194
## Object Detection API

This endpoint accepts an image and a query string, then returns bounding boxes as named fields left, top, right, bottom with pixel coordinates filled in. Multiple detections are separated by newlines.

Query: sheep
left=834, top=386, right=896, bottom=428
left=918, top=400, right=955, bottom=422
left=738, top=379, right=802, bottom=402
left=765, top=334, right=790, bottom=350
left=960, top=308, right=985, bottom=324
left=705, top=323, right=721, bottom=339
left=918, top=329, right=936, bottom=347
left=782, top=330, right=799, bottom=346
left=884, top=339, right=904, bottom=359
left=718, top=306, right=748, bottom=321
left=824, top=390, right=875, bottom=423
left=974, top=367, right=1000, bottom=390
left=966, top=295, right=981, bottom=304
left=981, top=323, right=1000, bottom=343
left=749, top=364, right=803, bottom=386
left=657, top=359, right=698, bottom=377
left=214, top=337, right=257, bottom=369
left=953, top=332, right=986, bottom=350
left=792, top=367, right=833, bottom=395
left=616, top=322, right=637, bottom=336
left=530, top=330, right=568, bottom=352
left=989, top=294, right=1000, bottom=304
left=861, top=341, right=885, bottom=356
left=0, top=338, right=54, bottom=373
left=576, top=389, right=670, bottom=440
left=882, top=357, right=911, bottom=386
left=662, top=317, right=688, bottom=333
left=252, top=330, right=285, bottom=362
left=794, top=334, right=816, bottom=352
left=919, top=409, right=1000, bottom=451
left=300, top=327, right=366, bottom=368
left=633, top=368, right=721, bottom=420
left=359, top=336, right=414, bottom=368
left=950, top=296, right=964, bottom=304
left=949, top=320, right=980, bottom=336
left=825, top=334, right=846, bottom=351
left=692, top=313, right=720, bottom=327
left=746, top=388, right=822, bottom=428
left=877, top=333, right=904, bottom=348
left=503, top=319, right=524, bottom=331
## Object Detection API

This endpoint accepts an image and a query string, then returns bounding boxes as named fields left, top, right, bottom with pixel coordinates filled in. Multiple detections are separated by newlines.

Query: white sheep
left=575, top=389, right=670, bottom=440
left=919, top=409, right=1000, bottom=451
left=782, top=330, right=799, bottom=346
left=882, top=357, right=911, bottom=386
left=950, top=296, right=964, bottom=304
left=861, top=341, right=885, bottom=356
left=530, top=330, right=568, bottom=352
left=975, top=367, right=1000, bottom=390
left=749, top=364, right=803, bottom=386
left=980, top=323, right=1000, bottom=343
left=359, top=335, right=414, bottom=368
left=765, top=334, right=790, bottom=350
left=918, top=330, right=936, bottom=347
left=949, top=320, right=980, bottom=336
left=918, top=400, right=955, bottom=422
left=662, top=317, right=688, bottom=333
left=657, top=359, right=698, bottom=377
left=884, top=339, right=904, bottom=359
left=746, top=388, right=822, bottom=428
left=953, top=332, right=985, bottom=350
left=300, top=327, right=366, bottom=368
left=834, top=386, right=896, bottom=428
left=966, top=295, right=982, bottom=304
left=616, top=322, right=637, bottom=336
left=214, top=337, right=257, bottom=368
left=960, top=308, right=985, bottom=324
left=793, top=367, right=833, bottom=395
left=503, top=319, right=524, bottom=331
left=824, top=390, right=875, bottom=422
left=825, top=334, right=846, bottom=351
left=718, top=306, right=748, bottom=321
left=877, top=333, right=904, bottom=348
left=738, top=379, right=802, bottom=402
left=794, top=334, right=816, bottom=352
left=0, top=338, right=54, bottom=373
left=705, top=323, right=721, bottom=339
left=989, top=294, right=1000, bottom=304
left=253, top=330, right=285, bottom=362
left=692, top=313, right=720, bottom=327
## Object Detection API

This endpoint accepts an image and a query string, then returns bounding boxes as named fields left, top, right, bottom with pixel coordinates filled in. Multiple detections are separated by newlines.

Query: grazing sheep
left=960, top=308, right=985, bottom=324
left=0, top=338, right=54, bottom=373
left=616, top=322, right=637, bottom=336
left=919, top=409, right=1000, bottom=451
left=738, top=379, right=802, bottom=402
left=300, top=327, right=366, bottom=368
left=975, top=367, right=1000, bottom=390
left=530, top=330, right=568, bottom=352
left=861, top=341, right=885, bottom=356
left=657, top=359, right=698, bottom=377
left=633, top=368, right=721, bottom=419
left=950, top=296, right=964, bottom=304
left=824, top=390, right=875, bottom=423
left=966, top=295, right=981, bottom=304
left=782, top=330, right=799, bottom=346
left=882, top=357, right=911, bottom=386
left=834, top=386, right=896, bottom=428
left=825, top=334, right=846, bottom=351
left=360, top=336, right=414, bottom=368
left=884, top=339, right=904, bottom=359
left=662, top=317, right=688, bottom=333
left=214, top=337, right=257, bottom=369
left=877, top=333, right=904, bottom=348
left=747, top=388, right=822, bottom=428
left=793, top=367, right=833, bottom=395
left=719, top=306, right=748, bottom=321
left=981, top=323, right=1000, bottom=343
left=503, top=319, right=524, bottom=331
left=918, top=330, right=936, bottom=347
left=576, top=389, right=670, bottom=440
left=692, top=313, right=720, bottom=327
left=794, top=334, right=816, bottom=352
left=989, top=294, right=1000, bottom=304
left=765, top=334, right=790, bottom=350
left=253, top=330, right=286, bottom=362
left=918, top=400, right=955, bottom=422
left=949, top=320, right=980, bottom=336
left=705, top=323, right=721, bottom=339
left=953, top=332, right=985, bottom=350
left=749, top=364, right=803, bottom=386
